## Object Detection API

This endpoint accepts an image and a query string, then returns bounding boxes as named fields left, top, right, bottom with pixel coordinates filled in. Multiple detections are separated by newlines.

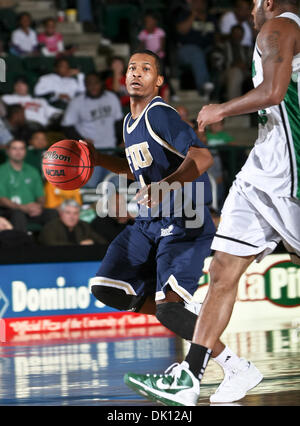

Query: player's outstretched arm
left=197, top=18, right=296, bottom=131
left=80, top=140, right=135, bottom=180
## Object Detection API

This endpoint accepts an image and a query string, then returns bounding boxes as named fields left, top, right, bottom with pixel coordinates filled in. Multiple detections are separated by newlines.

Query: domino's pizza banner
left=0, top=255, right=299, bottom=338
left=0, top=261, right=160, bottom=338
left=195, top=254, right=300, bottom=332
left=0, top=262, right=106, bottom=319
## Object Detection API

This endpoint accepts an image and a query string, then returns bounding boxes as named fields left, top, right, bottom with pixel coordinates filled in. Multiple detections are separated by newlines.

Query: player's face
left=59, top=206, right=80, bottom=228
left=7, top=141, right=26, bottom=163
left=252, top=0, right=267, bottom=31
left=126, top=54, right=163, bottom=99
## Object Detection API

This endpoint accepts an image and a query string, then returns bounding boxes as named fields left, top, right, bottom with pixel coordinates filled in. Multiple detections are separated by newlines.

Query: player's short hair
left=130, top=49, right=163, bottom=76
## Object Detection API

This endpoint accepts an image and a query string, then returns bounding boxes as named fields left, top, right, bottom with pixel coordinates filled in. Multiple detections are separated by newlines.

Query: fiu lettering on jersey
left=125, top=142, right=153, bottom=172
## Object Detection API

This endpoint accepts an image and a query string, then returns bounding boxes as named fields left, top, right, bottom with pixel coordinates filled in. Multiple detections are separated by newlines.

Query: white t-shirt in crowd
left=34, top=73, right=86, bottom=103
left=11, top=28, right=38, bottom=53
left=219, top=11, right=254, bottom=47
left=62, top=91, right=123, bottom=149
left=2, top=94, right=62, bottom=126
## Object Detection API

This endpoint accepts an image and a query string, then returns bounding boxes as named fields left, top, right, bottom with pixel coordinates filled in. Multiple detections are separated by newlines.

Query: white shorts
left=211, top=179, right=300, bottom=264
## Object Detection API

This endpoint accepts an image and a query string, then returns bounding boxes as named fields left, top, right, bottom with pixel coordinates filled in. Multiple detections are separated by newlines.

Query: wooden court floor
left=0, top=326, right=299, bottom=406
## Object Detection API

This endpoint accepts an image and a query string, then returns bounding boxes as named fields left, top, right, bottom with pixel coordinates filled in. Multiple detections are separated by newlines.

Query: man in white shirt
left=219, top=0, right=254, bottom=47
left=10, top=12, right=38, bottom=56
left=2, top=77, right=62, bottom=128
left=62, top=72, right=123, bottom=186
left=34, top=57, right=85, bottom=109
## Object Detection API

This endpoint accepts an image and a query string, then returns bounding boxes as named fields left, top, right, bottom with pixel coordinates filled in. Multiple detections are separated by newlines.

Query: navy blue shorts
left=92, top=213, right=215, bottom=304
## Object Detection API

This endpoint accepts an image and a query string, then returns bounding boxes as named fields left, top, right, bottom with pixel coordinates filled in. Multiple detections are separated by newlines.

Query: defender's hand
left=197, top=104, right=224, bottom=132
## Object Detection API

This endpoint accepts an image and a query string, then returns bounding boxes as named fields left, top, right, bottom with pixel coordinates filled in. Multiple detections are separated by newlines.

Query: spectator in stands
left=10, top=12, right=39, bottom=57
left=105, top=56, right=130, bottom=113
left=62, top=72, right=123, bottom=187
left=92, top=191, right=134, bottom=244
left=0, top=215, right=35, bottom=248
left=219, top=0, right=254, bottom=47
left=170, top=0, right=216, bottom=96
left=0, top=117, right=13, bottom=147
left=34, top=57, right=85, bottom=109
left=3, top=104, right=33, bottom=143
left=223, top=24, right=252, bottom=100
left=25, top=131, right=49, bottom=174
left=138, top=11, right=166, bottom=60
left=39, top=199, right=106, bottom=246
left=0, top=216, right=12, bottom=231
left=44, top=180, right=82, bottom=209
left=0, top=139, right=57, bottom=232
left=38, top=17, right=68, bottom=57
left=2, top=77, right=62, bottom=129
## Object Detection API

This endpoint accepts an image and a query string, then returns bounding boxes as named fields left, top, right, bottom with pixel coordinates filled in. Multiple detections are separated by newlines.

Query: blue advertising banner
left=0, top=261, right=110, bottom=319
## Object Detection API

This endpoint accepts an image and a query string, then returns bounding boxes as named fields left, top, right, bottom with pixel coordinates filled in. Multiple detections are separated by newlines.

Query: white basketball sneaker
left=210, top=358, right=263, bottom=403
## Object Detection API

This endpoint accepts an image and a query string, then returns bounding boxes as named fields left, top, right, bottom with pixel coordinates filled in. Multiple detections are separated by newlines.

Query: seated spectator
left=44, top=180, right=82, bottom=209
left=10, top=12, right=39, bottom=57
left=105, top=56, right=130, bottom=113
left=171, top=0, right=216, bottom=96
left=219, top=0, right=254, bottom=47
left=2, top=77, right=62, bottom=128
left=62, top=72, right=123, bottom=187
left=138, top=11, right=166, bottom=60
left=3, top=104, right=33, bottom=143
left=0, top=215, right=35, bottom=248
left=92, top=192, right=134, bottom=244
left=25, top=131, right=49, bottom=174
left=38, top=17, right=65, bottom=57
left=223, top=24, right=252, bottom=100
left=0, top=139, right=57, bottom=232
left=34, top=57, right=85, bottom=109
left=39, top=199, right=106, bottom=246
left=0, top=216, right=13, bottom=231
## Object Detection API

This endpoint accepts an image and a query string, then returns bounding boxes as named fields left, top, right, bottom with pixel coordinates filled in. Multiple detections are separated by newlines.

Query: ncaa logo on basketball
left=46, top=169, right=66, bottom=177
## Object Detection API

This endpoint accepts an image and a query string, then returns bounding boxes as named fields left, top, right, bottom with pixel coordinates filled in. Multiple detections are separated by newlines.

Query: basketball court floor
left=0, top=324, right=299, bottom=406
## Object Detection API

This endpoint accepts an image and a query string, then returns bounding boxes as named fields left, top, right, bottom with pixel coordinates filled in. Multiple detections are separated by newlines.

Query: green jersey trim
left=284, top=77, right=300, bottom=199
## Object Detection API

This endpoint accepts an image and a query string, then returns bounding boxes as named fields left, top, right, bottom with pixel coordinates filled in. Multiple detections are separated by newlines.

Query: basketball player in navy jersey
left=88, top=50, right=261, bottom=403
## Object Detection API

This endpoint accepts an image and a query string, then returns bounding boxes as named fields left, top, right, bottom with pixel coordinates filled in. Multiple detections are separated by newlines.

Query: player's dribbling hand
left=197, top=104, right=224, bottom=132
left=135, top=183, right=163, bottom=208
left=79, top=139, right=96, bottom=164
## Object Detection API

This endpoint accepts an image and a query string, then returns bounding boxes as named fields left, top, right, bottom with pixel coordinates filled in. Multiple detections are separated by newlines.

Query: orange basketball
left=42, top=140, right=94, bottom=190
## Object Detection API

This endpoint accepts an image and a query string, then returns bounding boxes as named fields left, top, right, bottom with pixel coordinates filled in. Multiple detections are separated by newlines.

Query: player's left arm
left=136, top=106, right=213, bottom=207
left=197, top=18, right=296, bottom=130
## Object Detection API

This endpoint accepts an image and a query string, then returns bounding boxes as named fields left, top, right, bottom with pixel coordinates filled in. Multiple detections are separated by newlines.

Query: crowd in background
left=0, top=0, right=258, bottom=248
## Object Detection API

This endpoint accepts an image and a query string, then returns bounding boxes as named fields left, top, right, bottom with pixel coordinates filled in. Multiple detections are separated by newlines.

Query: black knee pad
left=91, top=285, right=147, bottom=312
left=156, top=302, right=197, bottom=341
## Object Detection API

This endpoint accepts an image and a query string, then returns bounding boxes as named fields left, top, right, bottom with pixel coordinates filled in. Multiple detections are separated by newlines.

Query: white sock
left=213, top=346, right=241, bottom=372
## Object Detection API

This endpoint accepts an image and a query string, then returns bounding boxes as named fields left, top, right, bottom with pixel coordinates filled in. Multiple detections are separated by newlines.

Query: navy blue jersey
left=123, top=96, right=212, bottom=222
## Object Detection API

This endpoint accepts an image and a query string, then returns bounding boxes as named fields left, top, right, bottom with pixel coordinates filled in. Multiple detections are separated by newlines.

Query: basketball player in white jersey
left=124, top=0, right=300, bottom=405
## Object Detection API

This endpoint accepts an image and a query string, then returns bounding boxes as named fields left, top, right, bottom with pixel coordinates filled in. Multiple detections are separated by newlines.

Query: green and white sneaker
left=124, top=361, right=200, bottom=406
